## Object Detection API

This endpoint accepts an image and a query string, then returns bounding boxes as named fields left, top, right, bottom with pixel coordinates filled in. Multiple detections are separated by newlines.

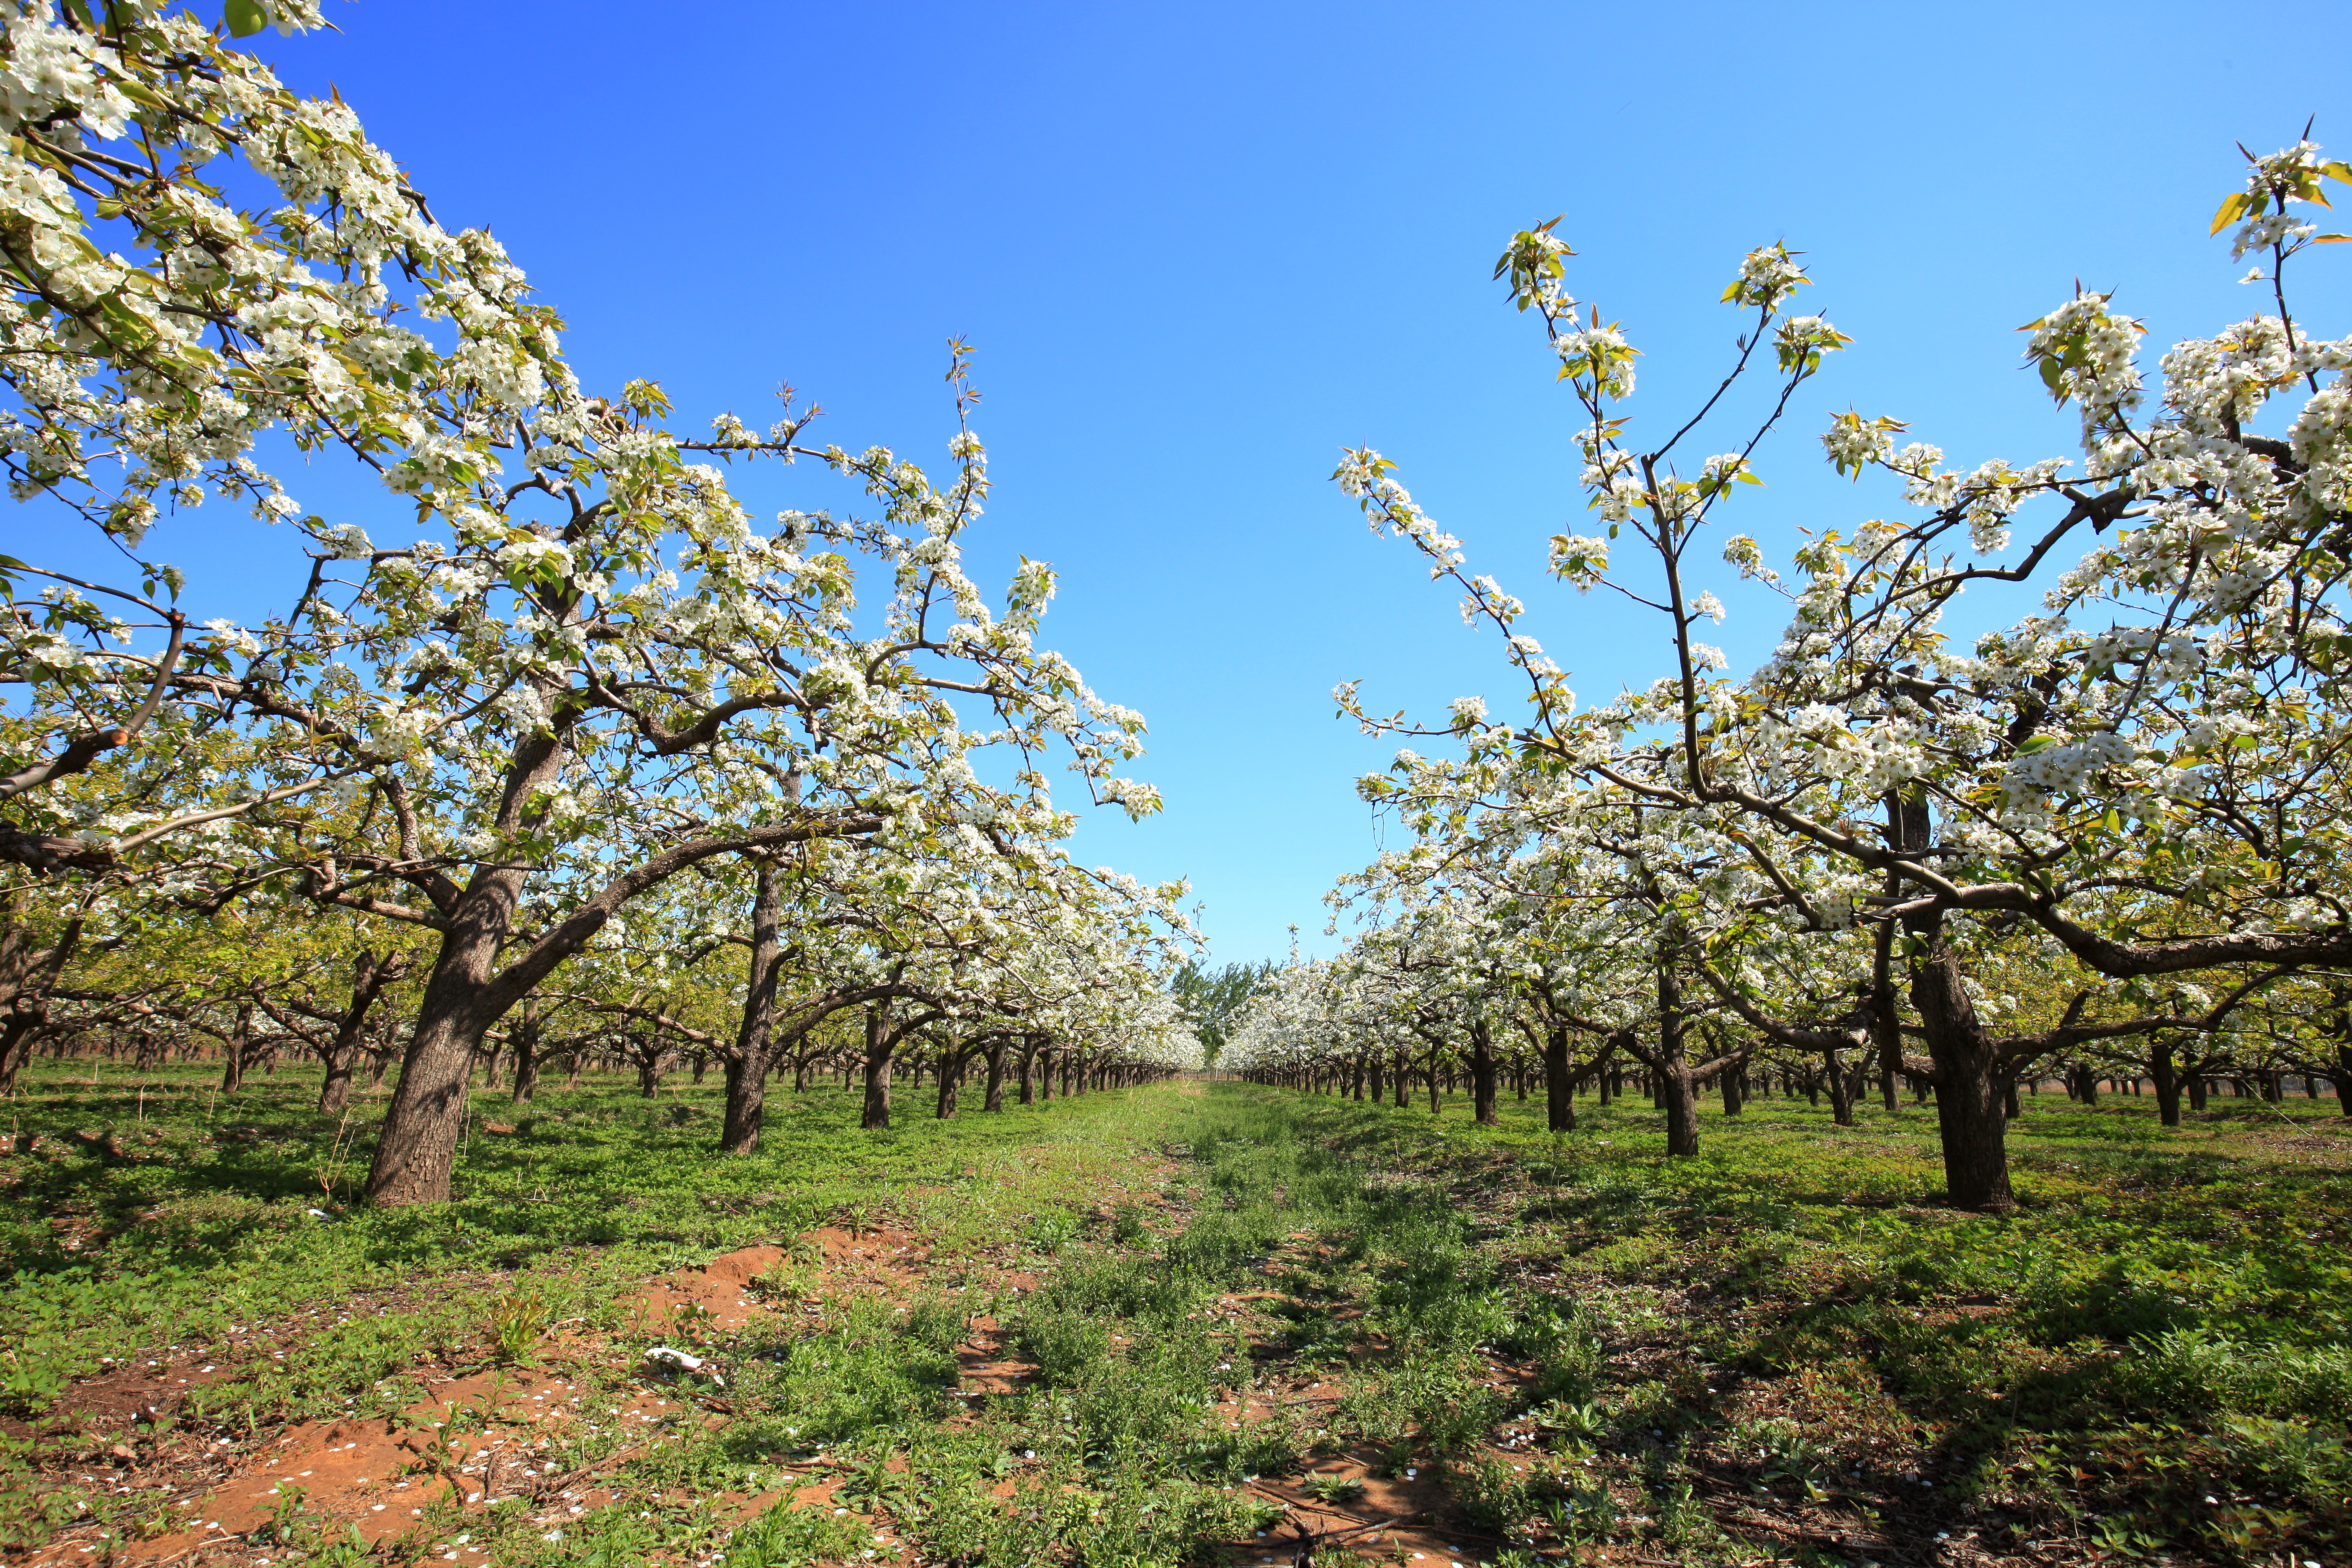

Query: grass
left=1273, top=1079, right=2352, bottom=1565
left=4, top=1063, right=2349, bottom=1566
left=0, top=1064, right=1154, bottom=1413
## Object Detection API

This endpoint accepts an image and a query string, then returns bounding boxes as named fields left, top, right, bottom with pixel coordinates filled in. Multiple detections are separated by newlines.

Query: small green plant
left=1540, top=1482, right=1619, bottom=1548
left=254, top=1481, right=322, bottom=1550
left=1025, top=1207, right=1081, bottom=1254
left=2088, top=1514, right=2166, bottom=1559
left=482, top=1288, right=551, bottom=1365
left=901, top=1296, right=969, bottom=1358
left=1536, top=1398, right=1607, bottom=1455
left=1733, top=1416, right=1836, bottom=1502
left=753, top=1259, right=816, bottom=1299
left=1013, top=1308, right=1108, bottom=1382
left=721, top=1498, right=872, bottom=1567
left=124, top=1498, right=176, bottom=1543
left=1298, top=1470, right=1366, bottom=1504
left=304, top=1522, right=381, bottom=1568
left=1450, top=1455, right=1534, bottom=1534
left=399, top=1400, right=472, bottom=1485
left=1529, top=1336, right=1603, bottom=1404
left=0, top=1446, right=81, bottom=1555
left=1656, top=1478, right=1720, bottom=1549
left=669, top=1299, right=720, bottom=1347
left=838, top=1443, right=920, bottom=1514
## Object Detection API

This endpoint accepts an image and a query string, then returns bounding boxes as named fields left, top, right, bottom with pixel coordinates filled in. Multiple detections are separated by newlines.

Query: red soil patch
left=41, top=1363, right=714, bottom=1568
left=950, top=1315, right=1037, bottom=1396
left=15, top=1246, right=812, bottom=1568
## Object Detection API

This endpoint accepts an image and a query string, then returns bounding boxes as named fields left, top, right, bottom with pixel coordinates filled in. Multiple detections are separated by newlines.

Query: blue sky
left=73, top=0, right=2352, bottom=963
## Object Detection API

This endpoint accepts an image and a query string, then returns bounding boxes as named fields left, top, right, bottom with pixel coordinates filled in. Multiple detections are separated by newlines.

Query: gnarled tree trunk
left=511, top=1014, right=540, bottom=1103
left=1469, top=1019, right=1499, bottom=1127
left=935, top=1044, right=966, bottom=1119
left=720, top=856, right=785, bottom=1153
left=983, top=1039, right=1008, bottom=1113
left=1823, top=1038, right=1854, bottom=1127
left=364, top=850, right=538, bottom=1205
left=2149, top=1036, right=2182, bottom=1128
left=220, top=1000, right=255, bottom=1094
left=1655, top=966, right=1700, bottom=1157
left=1542, top=1024, right=1576, bottom=1132
left=1910, top=936, right=2014, bottom=1211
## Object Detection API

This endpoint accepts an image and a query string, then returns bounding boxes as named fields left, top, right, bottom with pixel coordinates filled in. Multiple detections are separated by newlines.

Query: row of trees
left=0, top=4, right=1195, bottom=1198
left=8, top=905, right=1191, bottom=1118
left=1226, top=886, right=2352, bottom=1133
left=2, top=866, right=1199, bottom=1131
left=1231, top=137, right=2352, bottom=1207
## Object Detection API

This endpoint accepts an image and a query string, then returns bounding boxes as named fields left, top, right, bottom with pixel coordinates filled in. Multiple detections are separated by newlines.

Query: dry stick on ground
left=1312, top=1510, right=1430, bottom=1540
left=1716, top=1504, right=1869, bottom=1551
left=1246, top=1482, right=1385, bottom=1527
left=1253, top=1483, right=1522, bottom=1552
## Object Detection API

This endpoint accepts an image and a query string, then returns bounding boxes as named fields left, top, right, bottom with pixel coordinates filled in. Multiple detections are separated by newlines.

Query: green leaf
left=224, top=0, right=268, bottom=36
left=2208, top=191, right=2249, bottom=235
left=2015, top=735, right=2059, bottom=755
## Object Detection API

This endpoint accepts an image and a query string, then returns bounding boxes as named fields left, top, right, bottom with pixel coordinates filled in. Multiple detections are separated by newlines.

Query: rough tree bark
left=509, top=1006, right=541, bottom=1104
left=859, top=995, right=945, bottom=1131
left=935, top=1042, right=967, bottom=1119
left=2149, top=1036, right=2182, bottom=1128
left=983, top=1038, right=1009, bottom=1113
left=0, top=899, right=78, bottom=1096
left=1542, top=1024, right=1576, bottom=1133
left=219, top=1000, right=256, bottom=1094
left=1654, top=966, right=1700, bottom=1157
left=720, top=856, right=785, bottom=1153
left=1469, top=1019, right=1500, bottom=1127
left=1909, top=934, right=2014, bottom=1211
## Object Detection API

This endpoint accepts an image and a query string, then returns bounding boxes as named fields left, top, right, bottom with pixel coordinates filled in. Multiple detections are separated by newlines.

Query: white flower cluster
left=1554, top=321, right=1637, bottom=400
left=1726, top=242, right=1808, bottom=311
left=1550, top=532, right=1610, bottom=587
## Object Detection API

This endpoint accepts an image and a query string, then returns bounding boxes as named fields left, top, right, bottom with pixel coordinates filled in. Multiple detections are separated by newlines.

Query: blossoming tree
left=1333, top=139, right=2349, bottom=1207
left=0, top=3, right=1167, bottom=1204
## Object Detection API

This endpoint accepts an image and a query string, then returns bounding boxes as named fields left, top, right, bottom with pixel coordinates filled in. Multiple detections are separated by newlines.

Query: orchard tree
left=0, top=5, right=1165, bottom=1203
left=1335, top=137, right=2350, bottom=1207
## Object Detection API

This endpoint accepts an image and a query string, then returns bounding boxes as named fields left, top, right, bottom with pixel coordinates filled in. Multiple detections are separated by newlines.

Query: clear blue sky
left=99, top=2, right=2352, bottom=962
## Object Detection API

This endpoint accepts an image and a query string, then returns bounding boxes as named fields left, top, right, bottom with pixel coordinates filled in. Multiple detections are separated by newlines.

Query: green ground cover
left=1329, top=1084, right=2352, bottom=1564
left=2, top=1064, right=1153, bottom=1419
left=5, top=1069, right=2348, bottom=1567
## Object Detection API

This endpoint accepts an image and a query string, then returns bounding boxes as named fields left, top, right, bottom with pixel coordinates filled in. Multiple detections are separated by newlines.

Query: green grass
left=1270, top=1079, right=2352, bottom=1564
left=1, top=1064, right=1158, bottom=1412
left=0, top=1062, right=1187, bottom=1559
left=8, top=1065, right=2351, bottom=1566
